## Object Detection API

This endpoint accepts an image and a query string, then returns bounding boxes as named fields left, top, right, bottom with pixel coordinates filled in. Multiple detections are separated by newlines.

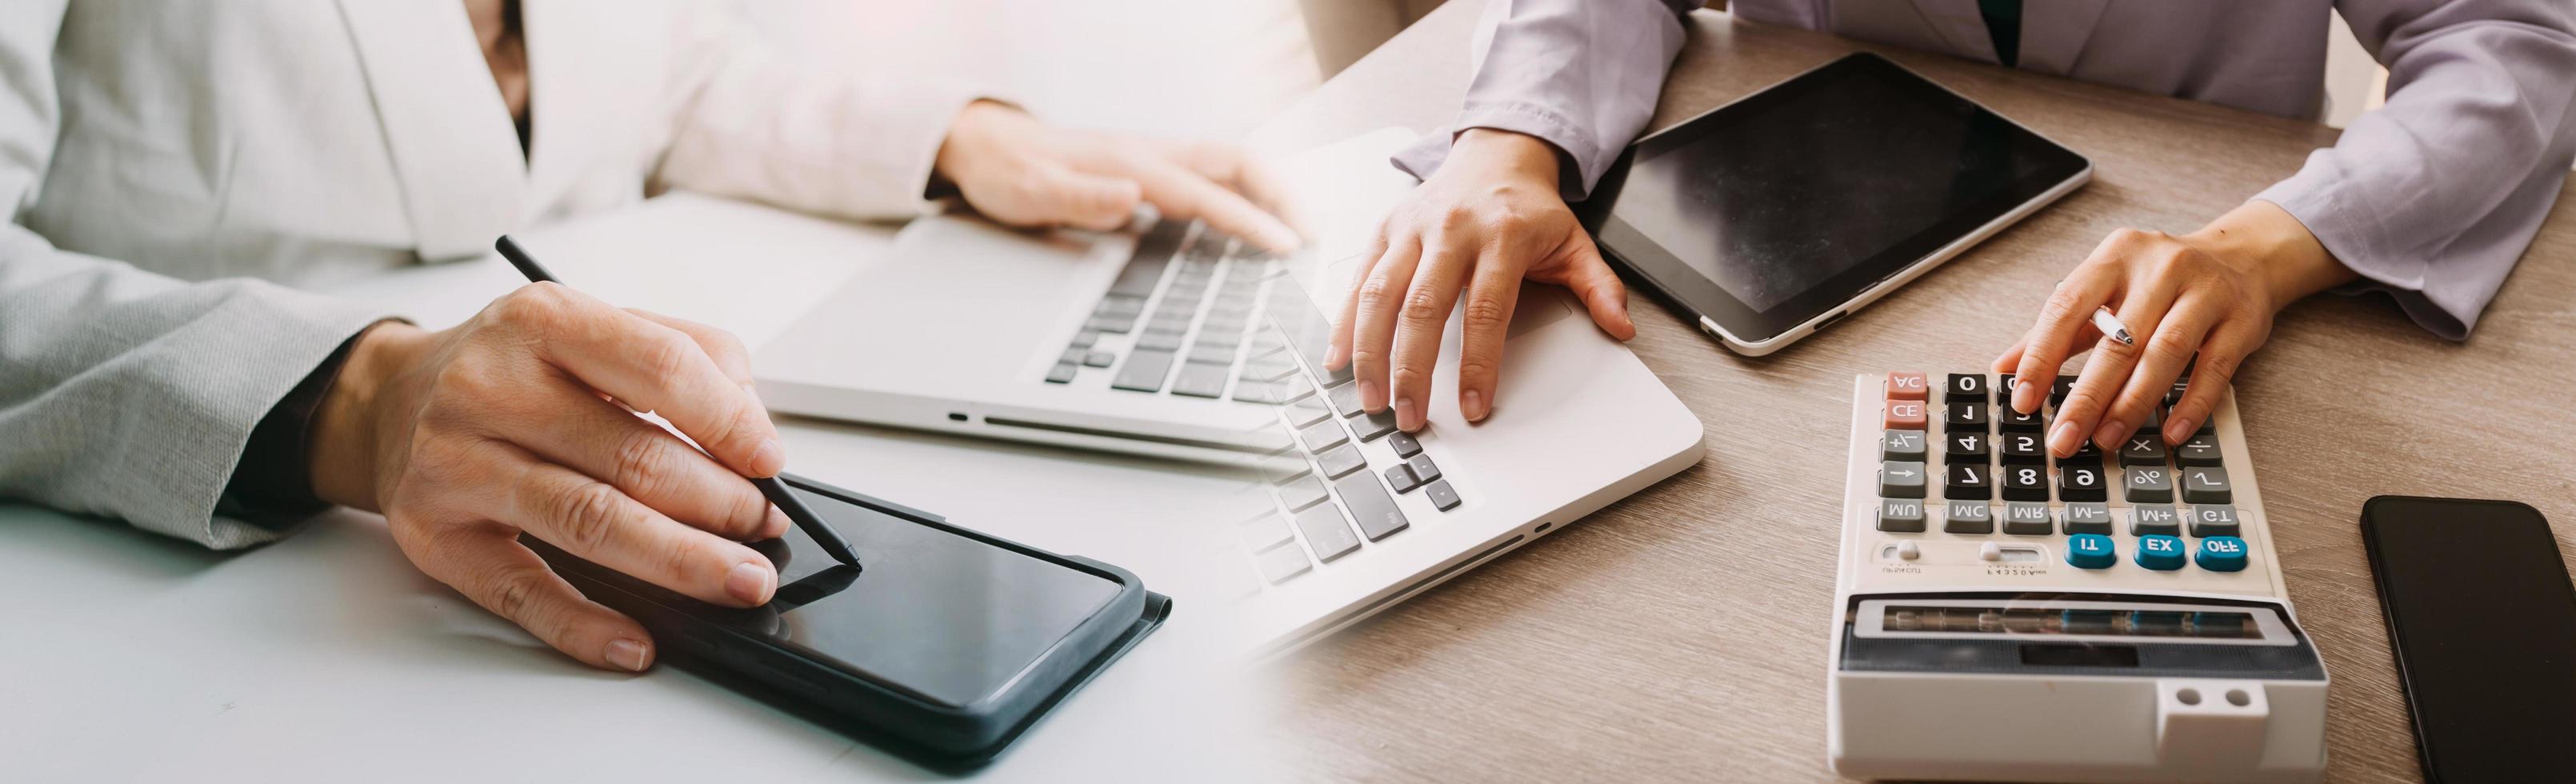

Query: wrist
left=2183, top=200, right=2354, bottom=310
left=931, top=99, right=1024, bottom=190
left=308, top=321, right=427, bottom=511
left=1446, top=128, right=1562, bottom=190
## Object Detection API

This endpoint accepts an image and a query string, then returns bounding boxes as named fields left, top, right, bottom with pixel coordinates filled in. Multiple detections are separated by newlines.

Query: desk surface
left=1251, top=5, right=2576, bottom=782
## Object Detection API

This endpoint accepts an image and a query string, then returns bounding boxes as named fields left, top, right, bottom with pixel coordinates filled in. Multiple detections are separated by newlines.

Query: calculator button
left=2136, top=406, right=2162, bottom=433
left=1944, top=462, right=1992, bottom=500
left=1944, top=402, right=1986, bottom=430
left=2050, top=375, right=2077, bottom=406
left=2134, top=534, right=2188, bottom=570
left=1999, top=464, right=2048, bottom=502
left=1943, top=430, right=1990, bottom=460
left=2057, top=463, right=2107, bottom=502
left=2065, top=534, right=2117, bottom=569
left=1886, top=371, right=1930, bottom=401
left=1998, top=431, right=2046, bottom=464
left=1944, top=503, right=1994, bottom=534
left=2194, top=536, right=2250, bottom=572
left=2181, top=466, right=2233, bottom=504
left=2118, top=434, right=2169, bottom=466
left=2188, top=505, right=2242, bottom=538
left=2129, top=505, right=2182, bottom=537
left=1882, top=430, right=1928, bottom=461
left=1879, top=462, right=1928, bottom=498
left=1878, top=500, right=1926, bottom=533
left=1945, top=373, right=1990, bottom=403
left=2165, top=380, right=2188, bottom=406
left=1998, top=406, right=2046, bottom=433
left=2062, top=502, right=2114, bottom=534
left=1293, top=504, right=1361, bottom=562
left=1884, top=400, right=1928, bottom=430
left=2175, top=434, right=2223, bottom=466
left=2002, top=502, right=2054, bottom=535
left=2123, top=465, right=2174, bottom=503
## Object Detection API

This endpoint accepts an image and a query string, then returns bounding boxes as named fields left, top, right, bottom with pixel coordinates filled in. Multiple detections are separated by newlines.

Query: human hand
left=1324, top=128, right=1635, bottom=432
left=308, top=284, right=794, bottom=672
left=933, top=100, right=1300, bottom=253
left=1994, top=200, right=2354, bottom=457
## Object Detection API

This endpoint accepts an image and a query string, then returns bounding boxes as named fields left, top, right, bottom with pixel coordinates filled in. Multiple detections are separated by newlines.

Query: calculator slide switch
left=2195, top=536, right=2250, bottom=572
left=2134, top=534, right=2187, bottom=570
left=2065, top=534, right=2117, bottom=570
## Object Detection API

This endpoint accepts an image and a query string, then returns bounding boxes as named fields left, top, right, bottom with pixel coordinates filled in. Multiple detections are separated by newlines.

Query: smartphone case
left=530, top=474, right=1169, bottom=773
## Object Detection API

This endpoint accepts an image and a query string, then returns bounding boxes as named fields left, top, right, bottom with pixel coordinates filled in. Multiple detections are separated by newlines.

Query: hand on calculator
left=1326, top=129, right=1637, bottom=433
left=1993, top=201, right=2354, bottom=457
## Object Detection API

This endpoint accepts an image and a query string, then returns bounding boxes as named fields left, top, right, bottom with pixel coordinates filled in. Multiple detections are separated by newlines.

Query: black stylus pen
left=494, top=236, right=862, bottom=568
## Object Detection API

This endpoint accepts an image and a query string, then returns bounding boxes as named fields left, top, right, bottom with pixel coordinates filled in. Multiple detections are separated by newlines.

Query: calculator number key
left=2057, top=464, right=2107, bottom=502
left=1946, top=373, right=1990, bottom=403
left=1945, top=402, right=1986, bottom=430
left=1944, top=430, right=1990, bottom=460
left=1999, top=464, right=2048, bottom=502
left=1945, top=462, right=1992, bottom=501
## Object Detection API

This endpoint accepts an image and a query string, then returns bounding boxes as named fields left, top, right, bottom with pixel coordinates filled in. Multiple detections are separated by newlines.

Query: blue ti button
left=2196, top=536, right=2250, bottom=572
left=2134, top=534, right=2187, bottom=570
left=2066, top=534, right=2117, bottom=570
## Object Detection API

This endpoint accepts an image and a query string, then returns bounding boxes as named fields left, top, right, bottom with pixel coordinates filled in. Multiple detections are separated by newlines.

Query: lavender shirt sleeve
left=1390, top=0, right=1698, bottom=201
left=2254, top=0, right=2576, bottom=339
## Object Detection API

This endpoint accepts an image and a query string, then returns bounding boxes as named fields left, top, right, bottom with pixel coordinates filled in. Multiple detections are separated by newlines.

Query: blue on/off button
left=2135, top=534, right=2187, bottom=570
left=2066, top=534, right=2117, bottom=570
left=2197, top=536, right=2250, bottom=572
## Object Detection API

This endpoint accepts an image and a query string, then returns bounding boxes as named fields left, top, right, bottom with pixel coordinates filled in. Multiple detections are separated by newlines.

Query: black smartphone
left=2359, top=496, right=2576, bottom=782
left=526, top=475, right=1165, bottom=771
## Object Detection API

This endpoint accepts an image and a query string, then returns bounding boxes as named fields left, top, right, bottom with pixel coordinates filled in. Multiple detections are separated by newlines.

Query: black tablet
left=1582, top=53, right=2090, bottom=354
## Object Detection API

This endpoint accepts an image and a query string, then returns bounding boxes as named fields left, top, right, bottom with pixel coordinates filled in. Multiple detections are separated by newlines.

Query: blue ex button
left=2195, top=536, right=2250, bottom=572
left=2134, top=534, right=2187, bottom=570
left=2065, top=534, right=2117, bottom=570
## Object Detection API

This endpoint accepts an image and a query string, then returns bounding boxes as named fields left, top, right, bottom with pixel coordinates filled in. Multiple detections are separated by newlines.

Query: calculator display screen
left=1587, top=53, right=2089, bottom=342
left=1881, top=606, right=2260, bottom=640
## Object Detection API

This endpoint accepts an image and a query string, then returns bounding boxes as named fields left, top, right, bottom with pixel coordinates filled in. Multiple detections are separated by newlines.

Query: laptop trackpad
left=1318, top=255, right=1576, bottom=342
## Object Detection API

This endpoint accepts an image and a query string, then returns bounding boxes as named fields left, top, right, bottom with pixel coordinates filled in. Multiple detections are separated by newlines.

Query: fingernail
left=1359, top=379, right=1384, bottom=411
left=2166, top=415, right=2197, bottom=444
left=1462, top=390, right=1488, bottom=422
left=750, top=438, right=785, bottom=477
left=606, top=638, right=651, bottom=672
left=1394, top=397, right=1420, bottom=430
left=2012, top=384, right=2038, bottom=414
left=1324, top=344, right=1347, bottom=369
left=726, top=561, right=774, bottom=605
left=2048, top=421, right=2082, bottom=457
left=2092, top=418, right=2126, bottom=450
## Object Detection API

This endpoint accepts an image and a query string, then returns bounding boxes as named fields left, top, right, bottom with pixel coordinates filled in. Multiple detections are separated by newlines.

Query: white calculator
left=1827, top=372, right=2327, bottom=782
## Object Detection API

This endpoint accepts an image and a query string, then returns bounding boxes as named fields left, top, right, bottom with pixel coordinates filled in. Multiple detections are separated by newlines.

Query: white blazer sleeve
left=650, top=6, right=992, bottom=220
left=0, top=0, right=386, bottom=549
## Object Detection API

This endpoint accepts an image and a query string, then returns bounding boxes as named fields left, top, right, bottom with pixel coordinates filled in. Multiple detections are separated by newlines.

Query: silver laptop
left=754, top=129, right=1704, bottom=651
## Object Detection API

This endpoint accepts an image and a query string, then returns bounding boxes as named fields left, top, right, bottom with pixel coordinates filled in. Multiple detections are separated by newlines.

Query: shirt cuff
left=2255, top=160, right=2470, bottom=340
left=1390, top=101, right=1606, bottom=201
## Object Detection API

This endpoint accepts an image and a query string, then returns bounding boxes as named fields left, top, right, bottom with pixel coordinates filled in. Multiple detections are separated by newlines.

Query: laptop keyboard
left=1050, top=219, right=1465, bottom=590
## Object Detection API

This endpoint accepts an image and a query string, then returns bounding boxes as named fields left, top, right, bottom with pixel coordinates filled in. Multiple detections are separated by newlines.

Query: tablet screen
left=1591, top=54, right=2087, bottom=342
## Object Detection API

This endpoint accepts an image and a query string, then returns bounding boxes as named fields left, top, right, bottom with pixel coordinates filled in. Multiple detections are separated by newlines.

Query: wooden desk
left=1250, top=4, right=2576, bottom=781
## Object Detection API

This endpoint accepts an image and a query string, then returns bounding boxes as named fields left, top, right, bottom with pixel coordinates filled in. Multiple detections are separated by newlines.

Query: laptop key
left=1068, top=330, right=1101, bottom=349
left=1086, top=315, right=1134, bottom=334
left=1334, top=473, right=1411, bottom=540
left=1171, top=362, right=1229, bottom=398
left=1326, top=382, right=1363, bottom=418
left=1136, top=330, right=1184, bottom=351
left=1404, top=454, right=1441, bottom=484
left=1285, top=396, right=1332, bottom=427
left=1298, top=419, right=1349, bottom=452
left=1059, top=347, right=1088, bottom=365
left=1044, top=362, right=1077, bottom=384
left=1386, top=430, right=1422, bottom=458
left=1421, top=479, right=1461, bottom=510
left=1254, top=543, right=1311, bottom=584
left=1238, top=514, right=1294, bottom=551
left=1277, top=472, right=1330, bottom=512
left=1240, top=359, right=1299, bottom=382
left=1316, top=444, right=1366, bottom=478
left=1279, top=374, right=1316, bottom=402
left=1353, top=410, right=1398, bottom=442
left=1383, top=463, right=1421, bottom=493
left=1083, top=351, right=1114, bottom=368
left=1230, top=381, right=1282, bottom=404
left=1186, top=342, right=1238, bottom=366
left=1110, top=350, right=1176, bottom=392
left=1293, top=504, right=1361, bottom=562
